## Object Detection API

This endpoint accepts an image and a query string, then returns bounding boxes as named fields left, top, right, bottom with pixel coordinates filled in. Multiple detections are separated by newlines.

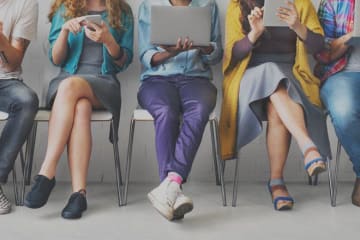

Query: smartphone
left=83, top=15, right=102, bottom=30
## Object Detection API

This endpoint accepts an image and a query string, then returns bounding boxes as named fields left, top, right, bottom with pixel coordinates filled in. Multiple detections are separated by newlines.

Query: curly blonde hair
left=48, top=0, right=130, bottom=30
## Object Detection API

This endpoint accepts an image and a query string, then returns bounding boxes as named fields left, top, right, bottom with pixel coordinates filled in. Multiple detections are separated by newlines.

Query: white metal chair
left=123, top=109, right=227, bottom=206
left=20, top=39, right=124, bottom=206
left=21, top=109, right=123, bottom=206
left=0, top=111, right=27, bottom=206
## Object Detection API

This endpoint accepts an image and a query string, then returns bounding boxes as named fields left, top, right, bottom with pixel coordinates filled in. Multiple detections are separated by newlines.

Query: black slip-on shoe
left=61, top=191, right=87, bottom=219
left=24, top=175, right=56, bottom=209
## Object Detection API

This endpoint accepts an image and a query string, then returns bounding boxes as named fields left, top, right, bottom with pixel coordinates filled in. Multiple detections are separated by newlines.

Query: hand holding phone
left=82, top=15, right=102, bottom=31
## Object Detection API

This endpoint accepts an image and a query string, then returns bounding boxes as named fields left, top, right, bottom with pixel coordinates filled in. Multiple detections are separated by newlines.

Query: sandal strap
left=269, top=178, right=285, bottom=187
left=304, top=157, right=325, bottom=170
left=273, top=196, right=294, bottom=209
left=268, top=179, right=287, bottom=195
left=303, top=146, right=319, bottom=158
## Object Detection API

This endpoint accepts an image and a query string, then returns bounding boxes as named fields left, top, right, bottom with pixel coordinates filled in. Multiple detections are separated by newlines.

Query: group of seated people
left=0, top=0, right=359, bottom=221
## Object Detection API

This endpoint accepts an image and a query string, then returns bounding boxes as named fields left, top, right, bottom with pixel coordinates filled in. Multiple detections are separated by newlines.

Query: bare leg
left=269, top=85, right=321, bottom=164
left=67, top=99, right=92, bottom=192
left=267, top=101, right=292, bottom=208
left=39, top=77, right=101, bottom=179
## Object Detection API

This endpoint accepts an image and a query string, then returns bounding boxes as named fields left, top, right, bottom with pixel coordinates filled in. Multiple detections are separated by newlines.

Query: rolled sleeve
left=301, top=29, right=325, bottom=54
left=113, top=9, right=134, bottom=72
left=141, top=49, right=159, bottom=70
left=138, top=2, right=160, bottom=69
left=48, top=6, right=66, bottom=66
left=201, top=1, right=223, bottom=65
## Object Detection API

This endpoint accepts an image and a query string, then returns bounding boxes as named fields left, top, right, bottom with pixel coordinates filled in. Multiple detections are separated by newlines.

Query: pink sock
left=168, top=172, right=183, bottom=185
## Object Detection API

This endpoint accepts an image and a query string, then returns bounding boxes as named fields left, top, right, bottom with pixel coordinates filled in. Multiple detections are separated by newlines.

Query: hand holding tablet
left=263, top=0, right=295, bottom=27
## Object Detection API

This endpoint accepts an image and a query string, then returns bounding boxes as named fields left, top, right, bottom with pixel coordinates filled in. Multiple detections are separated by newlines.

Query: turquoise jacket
left=48, top=4, right=134, bottom=75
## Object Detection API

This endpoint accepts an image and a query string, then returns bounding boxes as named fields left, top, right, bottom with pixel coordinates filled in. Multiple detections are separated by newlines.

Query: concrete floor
left=0, top=181, right=359, bottom=240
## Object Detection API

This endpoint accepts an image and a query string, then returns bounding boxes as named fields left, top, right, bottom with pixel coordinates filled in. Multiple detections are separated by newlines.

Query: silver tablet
left=263, top=0, right=294, bottom=27
left=151, top=5, right=211, bottom=46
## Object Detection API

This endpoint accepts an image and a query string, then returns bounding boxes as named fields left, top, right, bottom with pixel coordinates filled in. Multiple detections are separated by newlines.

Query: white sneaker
left=0, top=185, right=11, bottom=215
left=173, top=192, right=193, bottom=220
left=147, top=178, right=180, bottom=221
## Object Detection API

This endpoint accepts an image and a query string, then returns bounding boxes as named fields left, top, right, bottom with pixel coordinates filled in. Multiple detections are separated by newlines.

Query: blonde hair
left=48, top=0, right=130, bottom=30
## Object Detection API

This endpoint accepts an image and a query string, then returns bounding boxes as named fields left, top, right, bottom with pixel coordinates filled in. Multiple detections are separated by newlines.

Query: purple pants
left=138, top=75, right=217, bottom=181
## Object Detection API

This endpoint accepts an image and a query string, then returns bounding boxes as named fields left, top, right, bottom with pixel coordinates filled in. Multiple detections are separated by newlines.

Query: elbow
left=4, top=64, right=20, bottom=73
left=51, top=56, right=63, bottom=66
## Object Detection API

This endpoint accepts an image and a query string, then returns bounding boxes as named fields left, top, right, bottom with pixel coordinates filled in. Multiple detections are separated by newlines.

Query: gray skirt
left=47, top=70, right=121, bottom=143
left=237, top=60, right=331, bottom=158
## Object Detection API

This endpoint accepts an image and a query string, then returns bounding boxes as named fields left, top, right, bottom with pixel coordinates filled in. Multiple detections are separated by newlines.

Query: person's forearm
left=51, top=29, right=69, bottom=65
left=104, top=36, right=127, bottom=67
left=0, top=41, right=23, bottom=72
left=329, top=34, right=351, bottom=61
left=292, top=23, right=308, bottom=42
left=150, top=51, right=176, bottom=67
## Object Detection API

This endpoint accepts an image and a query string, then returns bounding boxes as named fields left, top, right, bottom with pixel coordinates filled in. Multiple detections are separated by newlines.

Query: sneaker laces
left=165, top=181, right=181, bottom=207
left=0, top=186, right=11, bottom=209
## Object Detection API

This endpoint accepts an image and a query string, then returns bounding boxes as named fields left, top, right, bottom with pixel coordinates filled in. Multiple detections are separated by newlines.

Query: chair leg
left=124, top=117, right=136, bottom=206
left=26, top=122, right=37, bottom=185
left=111, top=120, right=123, bottom=206
left=209, top=119, right=220, bottom=186
left=12, top=167, right=19, bottom=206
left=332, top=141, right=341, bottom=207
left=327, top=156, right=335, bottom=207
left=232, top=156, right=240, bottom=207
left=20, top=149, right=25, bottom=174
left=20, top=122, right=37, bottom=206
left=213, top=119, right=227, bottom=206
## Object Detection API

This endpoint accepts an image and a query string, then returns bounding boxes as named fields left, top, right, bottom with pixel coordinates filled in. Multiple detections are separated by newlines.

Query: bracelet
left=112, top=47, right=125, bottom=61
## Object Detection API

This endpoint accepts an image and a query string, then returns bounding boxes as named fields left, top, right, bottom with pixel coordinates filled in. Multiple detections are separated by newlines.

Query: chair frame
left=231, top=153, right=335, bottom=207
left=123, top=109, right=227, bottom=206
left=20, top=108, right=124, bottom=206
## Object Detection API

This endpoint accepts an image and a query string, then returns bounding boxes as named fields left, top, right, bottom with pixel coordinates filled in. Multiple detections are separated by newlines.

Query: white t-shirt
left=0, top=0, right=38, bottom=80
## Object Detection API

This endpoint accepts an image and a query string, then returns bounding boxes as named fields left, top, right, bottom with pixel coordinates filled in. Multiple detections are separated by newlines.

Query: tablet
left=346, top=37, right=360, bottom=46
left=263, top=0, right=294, bottom=27
left=151, top=5, right=211, bottom=46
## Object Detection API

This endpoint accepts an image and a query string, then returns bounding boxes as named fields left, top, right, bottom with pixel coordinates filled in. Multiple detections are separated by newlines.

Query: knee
left=57, top=77, right=85, bottom=99
left=186, top=101, right=215, bottom=124
left=75, top=98, right=92, bottom=119
left=11, top=88, right=39, bottom=114
left=154, top=105, right=179, bottom=122
left=328, top=102, right=357, bottom=134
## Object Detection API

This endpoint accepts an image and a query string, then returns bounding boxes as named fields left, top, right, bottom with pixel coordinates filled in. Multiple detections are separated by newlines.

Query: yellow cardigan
left=219, top=0, right=324, bottom=160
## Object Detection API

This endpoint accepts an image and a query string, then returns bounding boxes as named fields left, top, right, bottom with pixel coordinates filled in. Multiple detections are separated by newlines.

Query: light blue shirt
left=138, top=0, right=223, bottom=81
left=48, top=4, right=134, bottom=75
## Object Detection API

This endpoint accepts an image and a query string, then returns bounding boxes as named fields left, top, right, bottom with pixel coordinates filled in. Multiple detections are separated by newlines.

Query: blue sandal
left=302, top=144, right=326, bottom=177
left=268, top=179, right=294, bottom=211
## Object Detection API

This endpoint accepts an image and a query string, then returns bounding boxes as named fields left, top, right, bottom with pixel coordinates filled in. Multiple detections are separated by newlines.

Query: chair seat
left=133, top=109, right=217, bottom=121
left=0, top=111, right=9, bottom=120
left=133, top=109, right=154, bottom=121
left=35, top=109, right=113, bottom=121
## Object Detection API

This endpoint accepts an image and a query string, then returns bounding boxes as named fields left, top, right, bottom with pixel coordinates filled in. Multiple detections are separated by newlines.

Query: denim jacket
left=48, top=4, right=134, bottom=75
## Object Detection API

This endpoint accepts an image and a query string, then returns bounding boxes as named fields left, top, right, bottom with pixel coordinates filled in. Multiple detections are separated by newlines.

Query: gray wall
left=4, top=0, right=355, bottom=183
